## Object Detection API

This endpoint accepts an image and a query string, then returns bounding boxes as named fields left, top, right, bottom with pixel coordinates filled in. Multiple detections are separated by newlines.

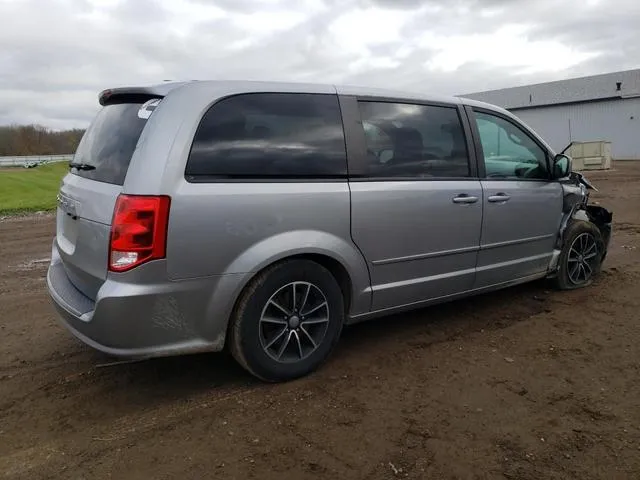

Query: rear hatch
left=56, top=95, right=161, bottom=300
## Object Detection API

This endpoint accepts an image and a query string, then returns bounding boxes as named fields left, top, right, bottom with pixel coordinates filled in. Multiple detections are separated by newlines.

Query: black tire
left=554, top=220, right=605, bottom=290
left=228, top=259, right=344, bottom=382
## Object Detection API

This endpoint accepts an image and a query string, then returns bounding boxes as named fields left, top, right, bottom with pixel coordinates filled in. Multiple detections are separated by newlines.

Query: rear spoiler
left=98, top=82, right=191, bottom=106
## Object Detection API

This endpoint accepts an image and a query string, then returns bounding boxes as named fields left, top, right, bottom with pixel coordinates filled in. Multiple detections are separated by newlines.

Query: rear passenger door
left=342, top=97, right=483, bottom=312
left=466, top=107, right=564, bottom=288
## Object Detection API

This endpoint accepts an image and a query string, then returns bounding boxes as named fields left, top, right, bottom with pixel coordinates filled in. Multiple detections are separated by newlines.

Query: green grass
left=0, top=162, right=69, bottom=215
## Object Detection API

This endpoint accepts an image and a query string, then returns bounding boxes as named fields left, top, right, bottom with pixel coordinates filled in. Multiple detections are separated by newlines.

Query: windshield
left=72, top=100, right=157, bottom=185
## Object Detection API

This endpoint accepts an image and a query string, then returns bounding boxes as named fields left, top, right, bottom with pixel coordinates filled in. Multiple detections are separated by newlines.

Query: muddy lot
left=1, top=163, right=640, bottom=480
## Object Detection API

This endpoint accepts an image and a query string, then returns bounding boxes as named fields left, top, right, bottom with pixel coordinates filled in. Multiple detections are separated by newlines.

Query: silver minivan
left=47, top=80, right=612, bottom=381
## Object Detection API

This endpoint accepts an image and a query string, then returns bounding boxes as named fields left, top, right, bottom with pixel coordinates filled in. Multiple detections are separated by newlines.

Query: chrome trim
left=351, top=271, right=548, bottom=322
left=487, top=194, right=511, bottom=203
left=370, top=267, right=476, bottom=292
left=475, top=252, right=553, bottom=272
left=452, top=195, right=479, bottom=204
left=372, top=245, right=480, bottom=266
left=481, top=233, right=555, bottom=250
left=56, top=192, right=79, bottom=218
left=372, top=233, right=554, bottom=266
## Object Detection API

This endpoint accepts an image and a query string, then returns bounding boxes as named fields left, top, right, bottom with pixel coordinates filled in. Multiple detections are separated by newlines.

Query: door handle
left=452, top=194, right=479, bottom=204
left=487, top=193, right=511, bottom=203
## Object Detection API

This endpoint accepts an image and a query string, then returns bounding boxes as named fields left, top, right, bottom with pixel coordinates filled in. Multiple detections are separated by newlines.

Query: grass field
left=0, top=162, right=68, bottom=215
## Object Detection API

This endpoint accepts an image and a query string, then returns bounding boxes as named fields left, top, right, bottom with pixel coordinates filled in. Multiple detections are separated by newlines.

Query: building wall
left=511, top=97, right=640, bottom=160
left=461, top=69, right=640, bottom=110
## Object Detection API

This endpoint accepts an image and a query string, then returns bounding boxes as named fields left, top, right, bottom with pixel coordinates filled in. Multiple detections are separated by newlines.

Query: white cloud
left=232, top=10, right=311, bottom=35
left=159, top=0, right=228, bottom=36
left=422, top=24, right=599, bottom=73
left=328, top=8, right=412, bottom=55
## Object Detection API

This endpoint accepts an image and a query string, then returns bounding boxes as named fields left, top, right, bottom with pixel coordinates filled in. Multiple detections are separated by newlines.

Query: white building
left=460, top=69, right=640, bottom=160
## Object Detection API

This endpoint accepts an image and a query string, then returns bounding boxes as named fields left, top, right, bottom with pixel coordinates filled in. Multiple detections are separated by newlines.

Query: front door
left=469, top=108, right=564, bottom=288
left=347, top=99, right=483, bottom=312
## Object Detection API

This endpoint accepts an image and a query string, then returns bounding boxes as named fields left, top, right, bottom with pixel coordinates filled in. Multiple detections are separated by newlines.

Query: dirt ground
left=1, top=163, right=639, bottom=480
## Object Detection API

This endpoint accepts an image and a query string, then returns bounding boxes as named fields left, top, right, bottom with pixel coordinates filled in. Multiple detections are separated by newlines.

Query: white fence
left=0, top=154, right=74, bottom=168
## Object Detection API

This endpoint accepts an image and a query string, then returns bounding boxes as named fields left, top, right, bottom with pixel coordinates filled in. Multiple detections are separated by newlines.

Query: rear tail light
left=109, top=194, right=171, bottom=272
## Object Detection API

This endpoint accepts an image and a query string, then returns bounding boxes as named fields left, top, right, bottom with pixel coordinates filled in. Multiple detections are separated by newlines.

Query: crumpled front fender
left=557, top=204, right=613, bottom=248
left=549, top=171, right=613, bottom=276
left=548, top=203, right=613, bottom=277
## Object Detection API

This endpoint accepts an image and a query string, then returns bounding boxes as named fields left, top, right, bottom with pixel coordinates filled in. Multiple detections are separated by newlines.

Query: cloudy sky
left=1, top=0, right=639, bottom=129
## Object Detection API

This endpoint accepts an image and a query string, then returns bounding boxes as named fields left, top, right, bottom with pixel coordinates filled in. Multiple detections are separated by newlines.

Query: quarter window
left=357, top=101, right=470, bottom=178
left=186, top=93, right=347, bottom=179
left=474, top=111, right=549, bottom=180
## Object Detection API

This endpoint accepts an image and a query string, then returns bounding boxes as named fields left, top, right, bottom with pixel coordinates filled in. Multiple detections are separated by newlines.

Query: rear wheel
left=554, top=220, right=604, bottom=290
left=229, top=259, right=344, bottom=382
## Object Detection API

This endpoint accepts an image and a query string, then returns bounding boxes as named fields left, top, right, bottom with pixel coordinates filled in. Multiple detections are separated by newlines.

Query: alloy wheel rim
left=259, top=281, right=330, bottom=363
left=567, top=232, right=599, bottom=285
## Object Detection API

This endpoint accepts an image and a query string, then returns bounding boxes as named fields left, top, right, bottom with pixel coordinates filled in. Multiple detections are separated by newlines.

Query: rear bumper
left=46, top=241, right=247, bottom=358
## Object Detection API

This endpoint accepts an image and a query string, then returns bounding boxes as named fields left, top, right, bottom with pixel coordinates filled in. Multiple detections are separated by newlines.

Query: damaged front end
left=549, top=170, right=613, bottom=275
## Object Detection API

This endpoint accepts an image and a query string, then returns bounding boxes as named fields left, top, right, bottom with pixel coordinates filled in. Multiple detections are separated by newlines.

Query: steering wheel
left=515, top=164, right=541, bottom=179
left=378, top=160, right=435, bottom=177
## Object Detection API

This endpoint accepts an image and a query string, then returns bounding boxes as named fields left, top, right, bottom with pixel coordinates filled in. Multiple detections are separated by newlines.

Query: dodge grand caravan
left=47, top=80, right=612, bottom=382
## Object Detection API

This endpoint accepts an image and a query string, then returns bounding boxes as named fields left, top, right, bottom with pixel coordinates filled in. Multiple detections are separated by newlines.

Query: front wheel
left=228, top=259, right=344, bottom=382
left=554, top=220, right=605, bottom=290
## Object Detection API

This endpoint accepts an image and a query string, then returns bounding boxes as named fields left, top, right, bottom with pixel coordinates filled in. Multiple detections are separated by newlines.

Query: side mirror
left=553, top=153, right=572, bottom=178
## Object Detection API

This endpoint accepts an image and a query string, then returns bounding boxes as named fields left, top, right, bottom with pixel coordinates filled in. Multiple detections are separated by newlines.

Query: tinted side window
left=357, top=101, right=470, bottom=178
left=474, top=111, right=549, bottom=180
left=186, top=93, right=347, bottom=179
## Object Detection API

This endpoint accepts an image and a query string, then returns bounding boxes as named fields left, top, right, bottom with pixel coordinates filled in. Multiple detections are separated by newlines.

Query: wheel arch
left=226, top=252, right=363, bottom=321
left=223, top=231, right=370, bottom=315
left=552, top=218, right=604, bottom=290
left=557, top=207, right=590, bottom=249
left=221, top=252, right=363, bottom=354
left=226, top=254, right=351, bottom=381
left=204, top=231, right=372, bottom=349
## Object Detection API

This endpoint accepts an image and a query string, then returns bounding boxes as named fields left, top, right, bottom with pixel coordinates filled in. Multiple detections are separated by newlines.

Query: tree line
left=0, top=125, right=85, bottom=156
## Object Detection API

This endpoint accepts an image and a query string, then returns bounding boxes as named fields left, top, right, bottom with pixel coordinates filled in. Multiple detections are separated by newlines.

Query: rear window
left=72, top=100, right=159, bottom=185
left=185, top=93, right=347, bottom=180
